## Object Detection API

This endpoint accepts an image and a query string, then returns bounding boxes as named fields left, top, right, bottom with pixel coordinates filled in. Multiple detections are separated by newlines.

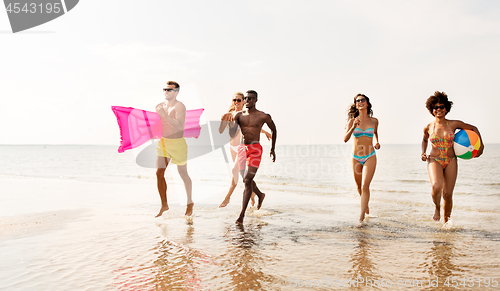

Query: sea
left=1, top=144, right=499, bottom=290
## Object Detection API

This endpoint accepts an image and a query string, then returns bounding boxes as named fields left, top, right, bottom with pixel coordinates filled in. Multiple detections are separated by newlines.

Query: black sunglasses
left=233, top=98, right=242, bottom=102
left=433, top=105, right=445, bottom=110
left=356, top=98, right=366, bottom=103
left=163, top=88, right=178, bottom=92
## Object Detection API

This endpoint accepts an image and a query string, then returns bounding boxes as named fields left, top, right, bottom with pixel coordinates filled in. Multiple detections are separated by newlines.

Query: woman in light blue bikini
left=344, top=94, right=380, bottom=227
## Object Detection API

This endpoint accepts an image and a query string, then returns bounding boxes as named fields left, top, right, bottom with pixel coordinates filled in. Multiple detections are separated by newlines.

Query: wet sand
left=1, top=175, right=500, bottom=290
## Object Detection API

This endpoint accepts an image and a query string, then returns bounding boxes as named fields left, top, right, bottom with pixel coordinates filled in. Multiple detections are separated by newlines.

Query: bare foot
left=185, top=203, right=194, bottom=216
left=155, top=205, right=169, bottom=218
left=250, top=193, right=256, bottom=206
left=356, top=220, right=366, bottom=228
left=365, top=206, right=369, bottom=215
left=235, top=218, right=243, bottom=225
left=219, top=198, right=230, bottom=208
left=257, top=193, right=265, bottom=210
left=433, top=207, right=440, bottom=221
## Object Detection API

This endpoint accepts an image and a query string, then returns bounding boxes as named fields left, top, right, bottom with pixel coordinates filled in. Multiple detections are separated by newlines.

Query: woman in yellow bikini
left=421, top=91, right=484, bottom=224
left=218, top=92, right=271, bottom=207
left=344, top=94, right=380, bottom=227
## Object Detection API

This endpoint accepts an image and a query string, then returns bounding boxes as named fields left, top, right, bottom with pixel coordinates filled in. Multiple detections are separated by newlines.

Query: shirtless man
left=230, top=90, right=277, bottom=224
left=155, top=81, right=194, bottom=217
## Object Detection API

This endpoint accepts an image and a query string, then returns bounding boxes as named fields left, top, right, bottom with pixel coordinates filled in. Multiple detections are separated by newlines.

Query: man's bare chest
left=165, top=106, right=176, bottom=118
left=240, top=114, right=264, bottom=127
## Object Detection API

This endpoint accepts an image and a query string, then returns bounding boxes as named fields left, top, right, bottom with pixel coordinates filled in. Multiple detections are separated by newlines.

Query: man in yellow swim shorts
left=155, top=81, right=194, bottom=218
left=157, top=137, right=188, bottom=166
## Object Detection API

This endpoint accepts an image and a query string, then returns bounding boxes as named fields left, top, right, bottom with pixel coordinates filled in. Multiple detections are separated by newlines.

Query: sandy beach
left=2, top=172, right=500, bottom=290
left=2, top=144, right=500, bottom=290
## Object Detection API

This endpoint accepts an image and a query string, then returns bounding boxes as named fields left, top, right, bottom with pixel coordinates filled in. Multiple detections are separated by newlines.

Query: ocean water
left=1, top=144, right=500, bottom=290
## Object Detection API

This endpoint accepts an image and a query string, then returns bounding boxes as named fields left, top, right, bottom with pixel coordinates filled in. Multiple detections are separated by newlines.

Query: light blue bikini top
left=353, top=118, right=375, bottom=138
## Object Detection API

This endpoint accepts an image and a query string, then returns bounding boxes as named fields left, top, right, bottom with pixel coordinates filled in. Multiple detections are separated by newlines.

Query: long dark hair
left=347, top=93, right=373, bottom=119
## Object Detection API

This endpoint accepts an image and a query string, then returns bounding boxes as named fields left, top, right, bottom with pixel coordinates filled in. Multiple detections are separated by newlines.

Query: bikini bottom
left=352, top=150, right=376, bottom=166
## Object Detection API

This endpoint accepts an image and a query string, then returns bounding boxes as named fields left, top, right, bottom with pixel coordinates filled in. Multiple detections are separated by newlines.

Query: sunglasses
left=233, top=99, right=242, bottom=102
left=163, top=88, right=178, bottom=92
left=356, top=98, right=366, bottom=103
left=433, top=105, right=445, bottom=110
left=243, top=96, right=255, bottom=101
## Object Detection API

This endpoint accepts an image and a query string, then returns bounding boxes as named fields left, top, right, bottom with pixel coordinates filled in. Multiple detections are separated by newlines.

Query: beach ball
left=454, top=129, right=481, bottom=159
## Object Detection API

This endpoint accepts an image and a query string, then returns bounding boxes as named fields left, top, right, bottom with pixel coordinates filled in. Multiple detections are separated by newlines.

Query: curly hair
left=425, top=91, right=453, bottom=116
left=347, top=94, right=373, bottom=119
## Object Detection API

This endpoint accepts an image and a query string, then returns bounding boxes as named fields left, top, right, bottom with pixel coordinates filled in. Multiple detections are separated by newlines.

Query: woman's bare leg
left=358, top=156, right=376, bottom=226
left=428, top=159, right=445, bottom=221
left=220, top=149, right=239, bottom=207
left=442, top=159, right=458, bottom=223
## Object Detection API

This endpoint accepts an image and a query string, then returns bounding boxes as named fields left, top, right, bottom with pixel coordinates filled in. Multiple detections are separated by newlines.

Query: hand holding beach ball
left=454, top=129, right=481, bottom=159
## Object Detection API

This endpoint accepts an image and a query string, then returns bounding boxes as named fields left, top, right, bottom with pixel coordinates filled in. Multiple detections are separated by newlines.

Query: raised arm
left=421, top=124, right=430, bottom=161
left=451, top=120, right=484, bottom=157
left=344, top=118, right=359, bottom=143
left=229, top=112, right=240, bottom=138
left=219, top=112, right=232, bottom=134
left=265, top=114, right=277, bottom=162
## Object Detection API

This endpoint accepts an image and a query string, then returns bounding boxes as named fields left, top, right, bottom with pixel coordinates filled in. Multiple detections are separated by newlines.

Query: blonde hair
left=228, top=92, right=244, bottom=113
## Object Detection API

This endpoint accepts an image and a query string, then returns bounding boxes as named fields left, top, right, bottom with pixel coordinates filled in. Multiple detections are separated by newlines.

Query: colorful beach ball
left=454, top=129, right=481, bottom=159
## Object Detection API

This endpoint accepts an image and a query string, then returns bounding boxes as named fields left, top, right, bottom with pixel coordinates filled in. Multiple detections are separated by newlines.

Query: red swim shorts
left=238, top=143, right=263, bottom=170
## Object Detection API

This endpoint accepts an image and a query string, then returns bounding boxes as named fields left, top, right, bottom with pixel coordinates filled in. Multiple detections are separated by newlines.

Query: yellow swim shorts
left=156, top=137, right=188, bottom=165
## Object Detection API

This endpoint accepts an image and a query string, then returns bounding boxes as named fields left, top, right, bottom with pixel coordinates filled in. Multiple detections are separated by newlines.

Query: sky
left=1, top=0, right=499, bottom=145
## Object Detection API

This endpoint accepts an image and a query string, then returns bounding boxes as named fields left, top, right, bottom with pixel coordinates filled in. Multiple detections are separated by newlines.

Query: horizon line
left=1, top=143, right=497, bottom=146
